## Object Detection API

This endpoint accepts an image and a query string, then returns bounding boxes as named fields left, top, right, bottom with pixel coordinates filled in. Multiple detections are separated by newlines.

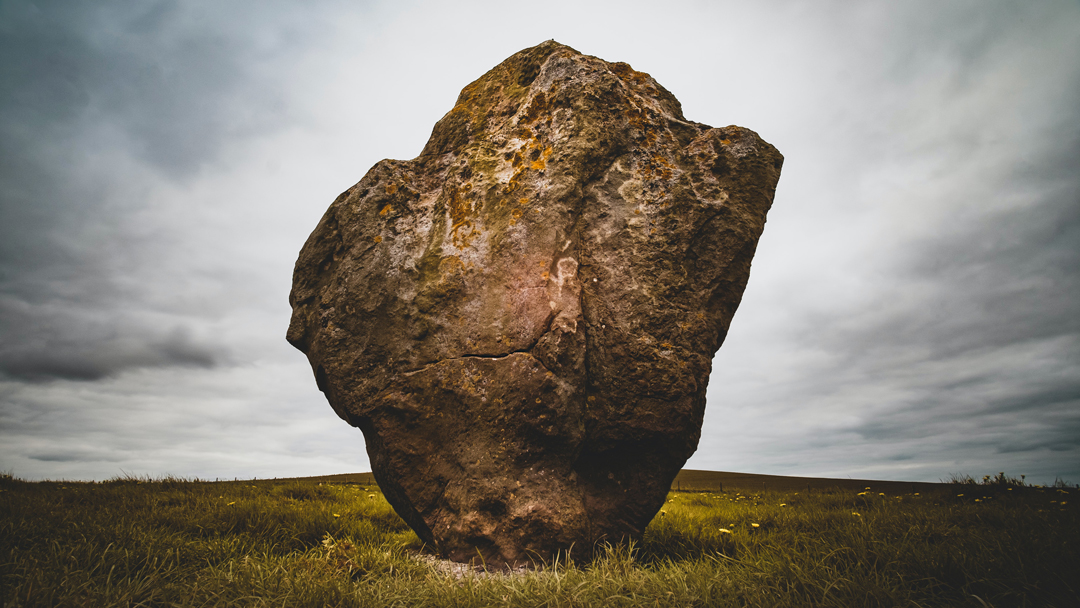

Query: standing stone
left=288, top=40, right=782, bottom=568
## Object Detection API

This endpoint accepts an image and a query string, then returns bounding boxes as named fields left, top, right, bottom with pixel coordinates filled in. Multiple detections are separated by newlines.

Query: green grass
left=1, top=472, right=1076, bottom=607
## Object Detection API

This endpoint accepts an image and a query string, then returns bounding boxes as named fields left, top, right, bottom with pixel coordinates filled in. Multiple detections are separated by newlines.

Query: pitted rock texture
left=287, top=41, right=782, bottom=568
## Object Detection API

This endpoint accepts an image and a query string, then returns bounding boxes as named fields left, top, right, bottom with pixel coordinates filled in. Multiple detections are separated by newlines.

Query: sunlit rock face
left=287, top=40, right=782, bottom=568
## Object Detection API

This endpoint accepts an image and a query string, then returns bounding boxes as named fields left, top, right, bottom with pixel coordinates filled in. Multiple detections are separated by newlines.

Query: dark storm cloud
left=0, top=0, right=320, bottom=383
left=0, top=319, right=218, bottom=382
left=29, top=450, right=125, bottom=463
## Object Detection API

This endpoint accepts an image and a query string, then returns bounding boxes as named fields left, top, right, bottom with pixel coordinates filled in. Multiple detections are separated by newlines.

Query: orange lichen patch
left=373, top=235, right=382, bottom=244
left=385, top=184, right=398, bottom=195
left=621, top=102, right=660, bottom=149
left=653, top=156, right=674, bottom=180
left=638, top=155, right=675, bottom=182
left=721, top=139, right=731, bottom=146
left=446, top=183, right=482, bottom=249
left=446, top=184, right=467, bottom=225
left=448, top=82, right=482, bottom=121
left=529, top=146, right=554, bottom=171
left=504, top=134, right=553, bottom=194
left=452, top=223, right=480, bottom=249
left=379, top=205, right=392, bottom=216
left=609, top=62, right=652, bottom=88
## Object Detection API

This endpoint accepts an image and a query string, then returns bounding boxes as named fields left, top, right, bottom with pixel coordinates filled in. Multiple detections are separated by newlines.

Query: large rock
left=287, top=41, right=782, bottom=567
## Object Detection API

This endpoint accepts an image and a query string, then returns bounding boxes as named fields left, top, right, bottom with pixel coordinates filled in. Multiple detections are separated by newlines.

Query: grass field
left=1, top=471, right=1076, bottom=607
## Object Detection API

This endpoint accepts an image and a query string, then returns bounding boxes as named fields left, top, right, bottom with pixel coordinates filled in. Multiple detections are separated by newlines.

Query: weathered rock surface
left=288, top=41, right=782, bottom=567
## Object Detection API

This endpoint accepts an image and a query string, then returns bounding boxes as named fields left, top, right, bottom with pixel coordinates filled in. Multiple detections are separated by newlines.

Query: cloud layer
left=1, top=0, right=1077, bottom=484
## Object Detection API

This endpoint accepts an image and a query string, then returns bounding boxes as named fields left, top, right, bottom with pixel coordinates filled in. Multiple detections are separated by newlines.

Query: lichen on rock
left=288, top=40, right=783, bottom=568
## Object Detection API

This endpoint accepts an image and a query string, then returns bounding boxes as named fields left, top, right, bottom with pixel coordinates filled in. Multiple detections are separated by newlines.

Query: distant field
left=2, top=471, right=1075, bottom=607
left=284, top=469, right=947, bottom=494
left=671, top=469, right=947, bottom=494
left=276, top=472, right=378, bottom=485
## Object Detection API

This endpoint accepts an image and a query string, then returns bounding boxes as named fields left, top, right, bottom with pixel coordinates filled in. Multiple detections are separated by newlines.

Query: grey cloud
left=0, top=0, right=289, bottom=279
left=0, top=0, right=291, bottom=179
left=805, top=108, right=1080, bottom=387
left=30, top=450, right=124, bottom=463
left=997, top=434, right=1079, bottom=455
left=0, top=0, right=330, bottom=386
left=0, top=319, right=220, bottom=382
left=696, top=1, right=1080, bottom=483
left=828, top=169, right=1080, bottom=459
left=3, top=0, right=1079, bottom=483
left=899, top=171, right=1080, bottom=355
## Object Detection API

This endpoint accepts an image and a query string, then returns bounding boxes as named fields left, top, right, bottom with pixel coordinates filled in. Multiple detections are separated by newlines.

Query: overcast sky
left=1, top=0, right=1077, bottom=485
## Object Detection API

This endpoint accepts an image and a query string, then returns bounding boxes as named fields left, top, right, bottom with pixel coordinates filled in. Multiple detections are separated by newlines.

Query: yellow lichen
left=446, top=182, right=481, bottom=249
